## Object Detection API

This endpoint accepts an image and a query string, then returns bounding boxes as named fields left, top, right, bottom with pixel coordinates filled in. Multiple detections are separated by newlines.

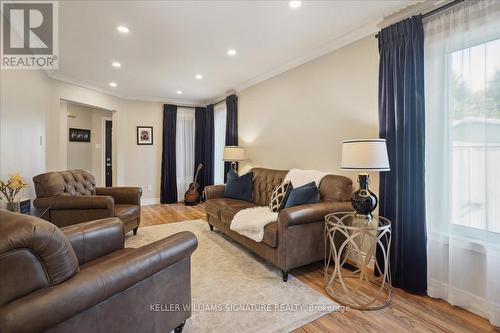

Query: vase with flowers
left=0, top=173, right=28, bottom=212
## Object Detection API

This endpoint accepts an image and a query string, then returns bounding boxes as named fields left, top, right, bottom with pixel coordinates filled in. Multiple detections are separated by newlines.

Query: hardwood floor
left=141, top=203, right=499, bottom=333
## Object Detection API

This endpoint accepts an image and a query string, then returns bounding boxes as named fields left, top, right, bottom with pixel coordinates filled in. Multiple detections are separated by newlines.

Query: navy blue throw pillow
left=284, top=181, right=319, bottom=208
left=224, top=170, right=254, bottom=201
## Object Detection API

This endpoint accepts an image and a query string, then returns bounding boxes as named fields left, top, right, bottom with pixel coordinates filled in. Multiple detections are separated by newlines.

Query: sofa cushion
left=285, top=182, right=319, bottom=208
left=114, top=204, right=140, bottom=223
left=269, top=180, right=292, bottom=212
left=224, top=170, right=254, bottom=201
left=220, top=206, right=277, bottom=248
left=205, top=198, right=256, bottom=220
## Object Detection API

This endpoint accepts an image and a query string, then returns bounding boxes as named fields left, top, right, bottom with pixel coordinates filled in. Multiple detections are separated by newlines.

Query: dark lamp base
left=351, top=173, right=378, bottom=219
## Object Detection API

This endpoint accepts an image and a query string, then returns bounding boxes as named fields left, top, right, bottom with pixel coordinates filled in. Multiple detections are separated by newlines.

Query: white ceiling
left=52, top=0, right=415, bottom=105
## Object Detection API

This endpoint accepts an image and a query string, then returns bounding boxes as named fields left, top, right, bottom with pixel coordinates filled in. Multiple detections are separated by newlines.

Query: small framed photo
left=69, top=128, right=91, bottom=142
left=137, top=126, right=153, bottom=145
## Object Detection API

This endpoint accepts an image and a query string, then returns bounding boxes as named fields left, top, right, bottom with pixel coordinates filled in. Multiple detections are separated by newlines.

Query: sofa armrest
left=0, top=231, right=198, bottom=333
left=61, top=218, right=125, bottom=265
left=95, top=187, right=142, bottom=205
left=34, top=195, right=114, bottom=212
left=204, top=185, right=225, bottom=200
left=278, top=201, right=353, bottom=228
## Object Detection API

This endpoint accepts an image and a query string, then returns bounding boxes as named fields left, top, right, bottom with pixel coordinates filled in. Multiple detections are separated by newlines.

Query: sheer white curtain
left=213, top=103, right=227, bottom=184
left=424, top=0, right=500, bottom=325
left=176, top=107, right=195, bottom=201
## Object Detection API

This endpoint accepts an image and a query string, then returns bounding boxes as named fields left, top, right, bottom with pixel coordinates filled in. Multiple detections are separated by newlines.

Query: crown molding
left=46, top=71, right=204, bottom=107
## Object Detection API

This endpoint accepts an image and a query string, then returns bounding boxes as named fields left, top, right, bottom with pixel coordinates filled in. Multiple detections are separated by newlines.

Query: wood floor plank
left=140, top=203, right=499, bottom=333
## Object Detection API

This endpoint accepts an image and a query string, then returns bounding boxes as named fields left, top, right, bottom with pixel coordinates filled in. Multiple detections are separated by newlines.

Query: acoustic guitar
left=184, top=163, right=203, bottom=206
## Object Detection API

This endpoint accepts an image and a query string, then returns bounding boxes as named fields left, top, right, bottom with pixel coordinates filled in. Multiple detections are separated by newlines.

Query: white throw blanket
left=230, top=206, right=278, bottom=242
left=284, top=168, right=328, bottom=188
left=230, top=169, right=329, bottom=242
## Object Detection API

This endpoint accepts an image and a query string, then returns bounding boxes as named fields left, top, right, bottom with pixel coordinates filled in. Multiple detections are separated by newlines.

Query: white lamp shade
left=223, top=146, right=245, bottom=161
left=341, top=139, right=390, bottom=171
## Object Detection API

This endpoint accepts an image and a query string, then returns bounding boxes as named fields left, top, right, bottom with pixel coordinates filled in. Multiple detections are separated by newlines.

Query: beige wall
left=0, top=70, right=51, bottom=199
left=121, top=100, right=164, bottom=201
left=238, top=36, right=380, bottom=192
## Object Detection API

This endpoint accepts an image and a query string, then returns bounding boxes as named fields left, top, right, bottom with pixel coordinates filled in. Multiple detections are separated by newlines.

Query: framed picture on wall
left=137, top=126, right=153, bottom=145
left=69, top=128, right=91, bottom=142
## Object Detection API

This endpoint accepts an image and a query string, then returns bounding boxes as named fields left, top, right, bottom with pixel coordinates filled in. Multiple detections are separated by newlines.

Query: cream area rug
left=125, top=220, right=337, bottom=333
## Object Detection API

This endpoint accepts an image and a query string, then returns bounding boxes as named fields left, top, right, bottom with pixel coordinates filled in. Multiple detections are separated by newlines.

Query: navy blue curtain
left=377, top=16, right=427, bottom=294
left=204, top=105, right=215, bottom=188
left=194, top=107, right=207, bottom=195
left=160, top=104, right=177, bottom=204
left=224, top=94, right=238, bottom=182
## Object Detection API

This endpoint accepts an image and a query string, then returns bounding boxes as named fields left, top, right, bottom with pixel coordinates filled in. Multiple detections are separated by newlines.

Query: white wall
left=0, top=70, right=51, bottom=198
left=238, top=36, right=380, bottom=192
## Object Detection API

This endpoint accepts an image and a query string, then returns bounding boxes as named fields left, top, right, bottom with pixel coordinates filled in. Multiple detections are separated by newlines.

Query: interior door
left=105, top=120, right=112, bottom=187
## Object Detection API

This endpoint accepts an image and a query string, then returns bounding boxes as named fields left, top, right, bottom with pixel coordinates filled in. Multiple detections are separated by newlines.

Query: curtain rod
left=374, top=0, right=465, bottom=38
left=168, top=98, right=226, bottom=109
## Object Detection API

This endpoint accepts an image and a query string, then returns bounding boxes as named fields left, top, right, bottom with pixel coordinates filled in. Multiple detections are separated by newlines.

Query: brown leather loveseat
left=0, top=209, right=197, bottom=333
left=205, top=167, right=353, bottom=282
left=33, top=170, right=142, bottom=234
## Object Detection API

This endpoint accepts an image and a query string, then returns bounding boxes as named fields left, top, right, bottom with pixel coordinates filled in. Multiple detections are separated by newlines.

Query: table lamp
left=341, top=139, right=390, bottom=219
left=223, top=146, right=245, bottom=172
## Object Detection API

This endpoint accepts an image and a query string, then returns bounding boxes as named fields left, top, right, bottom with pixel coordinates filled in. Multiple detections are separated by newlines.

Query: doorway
left=105, top=120, right=113, bottom=186
left=65, top=101, right=113, bottom=186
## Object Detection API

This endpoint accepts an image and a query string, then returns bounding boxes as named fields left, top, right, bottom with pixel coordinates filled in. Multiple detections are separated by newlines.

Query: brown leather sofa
left=33, top=170, right=142, bottom=234
left=205, top=168, right=353, bottom=282
left=0, top=209, right=197, bottom=333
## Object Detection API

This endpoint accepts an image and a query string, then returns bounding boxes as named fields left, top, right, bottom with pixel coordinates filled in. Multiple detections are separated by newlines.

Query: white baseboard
left=346, top=248, right=376, bottom=270
left=141, top=197, right=160, bottom=206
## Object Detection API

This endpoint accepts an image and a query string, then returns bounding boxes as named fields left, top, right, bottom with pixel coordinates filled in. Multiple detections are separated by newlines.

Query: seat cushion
left=205, top=198, right=255, bottom=220
left=114, top=204, right=140, bottom=223
left=220, top=206, right=278, bottom=248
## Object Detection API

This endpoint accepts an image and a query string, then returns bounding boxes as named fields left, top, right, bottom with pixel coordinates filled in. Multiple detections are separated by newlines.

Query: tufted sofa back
left=250, top=168, right=288, bottom=206
left=0, top=210, right=79, bottom=307
left=249, top=168, right=353, bottom=206
left=33, top=170, right=96, bottom=198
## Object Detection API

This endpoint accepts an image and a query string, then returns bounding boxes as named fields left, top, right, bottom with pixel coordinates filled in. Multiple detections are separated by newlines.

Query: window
left=214, top=103, right=227, bottom=184
left=424, top=1, right=500, bottom=324
left=175, top=107, right=195, bottom=200
left=449, top=38, right=500, bottom=232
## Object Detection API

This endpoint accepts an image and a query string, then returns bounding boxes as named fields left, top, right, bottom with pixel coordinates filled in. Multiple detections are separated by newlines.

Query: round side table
left=324, top=212, right=392, bottom=310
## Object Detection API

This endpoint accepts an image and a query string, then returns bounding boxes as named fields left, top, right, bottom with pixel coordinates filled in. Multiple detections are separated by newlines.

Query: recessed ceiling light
left=195, top=74, right=203, bottom=80
left=112, top=61, right=121, bottom=68
left=109, top=82, right=117, bottom=87
left=227, top=49, right=236, bottom=56
left=176, top=90, right=183, bottom=95
left=289, top=1, right=301, bottom=8
left=117, top=25, right=129, bottom=33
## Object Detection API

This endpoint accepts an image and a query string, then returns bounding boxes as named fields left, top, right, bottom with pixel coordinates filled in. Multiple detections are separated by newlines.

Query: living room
left=0, top=1, right=499, bottom=332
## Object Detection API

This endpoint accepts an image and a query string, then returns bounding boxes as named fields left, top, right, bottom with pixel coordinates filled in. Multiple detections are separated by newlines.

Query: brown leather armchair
left=33, top=170, right=142, bottom=234
left=0, top=209, right=197, bottom=333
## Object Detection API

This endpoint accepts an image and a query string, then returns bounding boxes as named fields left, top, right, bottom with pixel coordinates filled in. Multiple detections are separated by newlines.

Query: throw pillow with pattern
left=269, top=180, right=292, bottom=212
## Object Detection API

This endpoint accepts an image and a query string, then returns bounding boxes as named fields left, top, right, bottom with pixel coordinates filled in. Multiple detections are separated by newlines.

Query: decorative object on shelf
left=137, top=126, right=153, bottom=145
left=19, top=198, right=31, bottom=214
left=223, top=146, right=245, bottom=172
left=341, top=139, right=390, bottom=219
left=184, top=163, right=204, bottom=206
left=69, top=128, right=91, bottom=142
left=324, top=212, right=392, bottom=310
left=0, top=173, right=28, bottom=212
